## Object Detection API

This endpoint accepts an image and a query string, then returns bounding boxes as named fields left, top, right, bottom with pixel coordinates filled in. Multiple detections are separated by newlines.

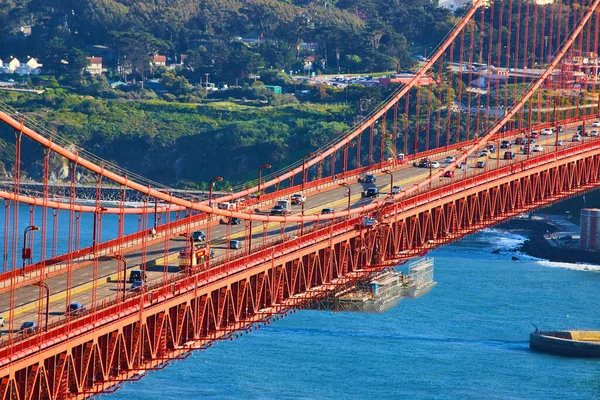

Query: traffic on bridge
left=2, top=0, right=600, bottom=398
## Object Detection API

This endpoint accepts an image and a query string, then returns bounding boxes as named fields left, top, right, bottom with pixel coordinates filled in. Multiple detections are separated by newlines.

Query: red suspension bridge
left=2, top=0, right=600, bottom=398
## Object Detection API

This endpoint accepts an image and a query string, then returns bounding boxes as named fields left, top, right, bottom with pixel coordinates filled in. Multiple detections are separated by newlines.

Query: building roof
left=87, top=57, right=102, bottom=64
left=153, top=55, right=166, bottom=63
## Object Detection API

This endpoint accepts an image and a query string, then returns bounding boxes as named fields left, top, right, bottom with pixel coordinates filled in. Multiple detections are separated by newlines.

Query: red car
left=528, top=131, right=540, bottom=139
left=443, top=170, right=455, bottom=178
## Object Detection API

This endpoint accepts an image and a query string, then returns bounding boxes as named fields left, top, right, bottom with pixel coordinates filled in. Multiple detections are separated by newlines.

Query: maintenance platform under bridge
left=310, top=258, right=436, bottom=314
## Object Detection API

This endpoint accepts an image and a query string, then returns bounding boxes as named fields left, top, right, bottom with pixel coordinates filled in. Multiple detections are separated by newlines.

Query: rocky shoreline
left=496, top=219, right=600, bottom=265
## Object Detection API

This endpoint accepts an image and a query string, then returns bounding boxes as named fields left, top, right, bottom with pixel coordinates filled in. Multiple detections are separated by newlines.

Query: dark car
left=220, top=217, right=242, bottom=225
left=68, top=302, right=86, bottom=316
left=321, top=208, right=335, bottom=214
left=191, top=230, right=206, bottom=242
left=228, top=240, right=242, bottom=250
left=358, top=174, right=377, bottom=183
left=503, top=151, right=516, bottom=160
left=270, top=205, right=285, bottom=216
left=130, top=281, right=144, bottom=292
left=500, top=140, right=511, bottom=149
left=128, top=270, right=146, bottom=283
left=476, top=161, right=486, bottom=168
left=364, top=174, right=376, bottom=183
left=515, top=137, right=526, bottom=145
left=19, top=321, right=38, bottom=334
left=361, top=188, right=379, bottom=198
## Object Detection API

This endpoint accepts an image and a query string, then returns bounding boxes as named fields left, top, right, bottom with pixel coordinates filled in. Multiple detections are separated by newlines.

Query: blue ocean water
left=0, top=204, right=167, bottom=269
left=108, top=228, right=600, bottom=400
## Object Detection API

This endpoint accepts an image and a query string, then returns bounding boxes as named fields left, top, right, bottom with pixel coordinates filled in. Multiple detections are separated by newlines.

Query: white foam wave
left=475, top=228, right=528, bottom=251
left=535, top=260, right=600, bottom=272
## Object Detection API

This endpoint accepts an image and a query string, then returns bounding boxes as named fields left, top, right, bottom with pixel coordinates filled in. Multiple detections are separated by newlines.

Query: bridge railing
left=4, top=114, right=596, bottom=289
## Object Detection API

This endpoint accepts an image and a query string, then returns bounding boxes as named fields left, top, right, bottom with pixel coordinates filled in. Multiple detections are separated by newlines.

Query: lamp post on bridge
left=208, top=176, right=223, bottom=207
left=302, top=152, right=315, bottom=191
left=257, top=164, right=271, bottom=201
left=111, top=254, right=127, bottom=300
left=32, top=281, right=49, bottom=332
left=22, top=225, right=40, bottom=276
left=338, top=183, right=351, bottom=216
left=382, top=170, right=394, bottom=195
left=342, top=142, right=355, bottom=175
left=554, top=97, right=559, bottom=150
left=92, top=207, right=108, bottom=250
left=207, top=176, right=222, bottom=246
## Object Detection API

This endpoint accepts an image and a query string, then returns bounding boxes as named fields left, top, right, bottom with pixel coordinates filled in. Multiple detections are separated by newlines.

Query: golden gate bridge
left=2, top=0, right=600, bottom=397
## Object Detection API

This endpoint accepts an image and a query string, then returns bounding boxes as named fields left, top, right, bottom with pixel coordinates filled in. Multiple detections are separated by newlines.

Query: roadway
left=1, top=119, right=596, bottom=338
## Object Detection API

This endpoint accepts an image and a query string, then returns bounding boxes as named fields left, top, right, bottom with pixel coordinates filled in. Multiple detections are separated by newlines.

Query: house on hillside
left=86, top=57, right=103, bottom=75
left=152, top=55, right=166, bottom=67
left=303, top=56, right=315, bottom=74
left=15, top=58, right=43, bottom=75
left=3, top=57, right=20, bottom=73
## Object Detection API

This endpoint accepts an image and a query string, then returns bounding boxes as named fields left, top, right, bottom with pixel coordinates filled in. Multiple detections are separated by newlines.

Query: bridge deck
left=0, top=119, right=592, bottom=341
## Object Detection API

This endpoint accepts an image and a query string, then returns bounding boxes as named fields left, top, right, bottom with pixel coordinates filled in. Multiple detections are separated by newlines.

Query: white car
left=532, top=144, right=544, bottom=152
left=572, top=134, right=582, bottom=142
left=444, top=156, right=456, bottom=163
left=430, top=161, right=440, bottom=168
left=591, top=130, right=600, bottom=137
left=392, top=186, right=402, bottom=194
left=592, top=121, right=600, bottom=127
left=541, top=128, right=553, bottom=135
left=290, top=193, right=306, bottom=204
left=0, top=316, right=4, bottom=327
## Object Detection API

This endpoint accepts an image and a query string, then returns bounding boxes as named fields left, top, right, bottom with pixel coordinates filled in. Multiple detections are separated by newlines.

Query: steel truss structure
left=2, top=0, right=600, bottom=398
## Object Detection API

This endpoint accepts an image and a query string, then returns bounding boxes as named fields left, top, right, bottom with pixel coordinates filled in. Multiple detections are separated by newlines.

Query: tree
left=161, top=72, right=193, bottom=95
left=223, top=42, right=265, bottom=82
left=112, top=31, right=168, bottom=84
